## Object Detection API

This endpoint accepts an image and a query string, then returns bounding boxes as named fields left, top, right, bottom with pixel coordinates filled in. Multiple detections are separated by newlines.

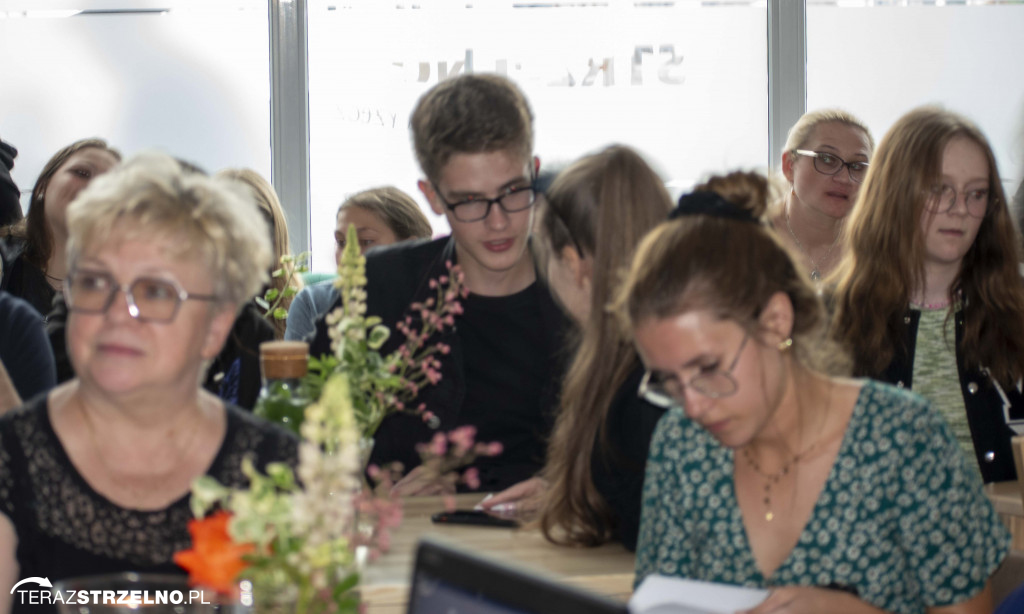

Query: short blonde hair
left=783, top=108, right=874, bottom=156
left=66, top=152, right=272, bottom=307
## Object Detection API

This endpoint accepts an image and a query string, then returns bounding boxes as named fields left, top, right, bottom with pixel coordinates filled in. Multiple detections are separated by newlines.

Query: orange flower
left=174, top=511, right=254, bottom=595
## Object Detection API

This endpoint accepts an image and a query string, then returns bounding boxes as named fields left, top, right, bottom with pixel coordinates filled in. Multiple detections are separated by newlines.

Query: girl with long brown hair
left=479, top=145, right=672, bottom=550
left=830, top=106, right=1024, bottom=483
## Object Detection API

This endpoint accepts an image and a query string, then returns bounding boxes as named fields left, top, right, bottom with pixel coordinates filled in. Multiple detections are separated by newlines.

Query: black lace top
left=0, top=394, right=298, bottom=605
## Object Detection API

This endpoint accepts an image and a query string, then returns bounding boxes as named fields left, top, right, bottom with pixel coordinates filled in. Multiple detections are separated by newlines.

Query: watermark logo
left=11, top=577, right=211, bottom=607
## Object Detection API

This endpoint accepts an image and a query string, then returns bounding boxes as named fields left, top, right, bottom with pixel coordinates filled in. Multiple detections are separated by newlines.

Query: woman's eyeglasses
left=925, top=184, right=989, bottom=218
left=65, top=269, right=219, bottom=323
left=794, top=150, right=869, bottom=184
left=638, top=332, right=749, bottom=408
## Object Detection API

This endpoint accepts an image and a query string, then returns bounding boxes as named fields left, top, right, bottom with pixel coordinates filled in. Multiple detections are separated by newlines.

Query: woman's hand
left=738, top=587, right=886, bottom=614
left=476, top=477, right=549, bottom=514
left=391, top=465, right=451, bottom=497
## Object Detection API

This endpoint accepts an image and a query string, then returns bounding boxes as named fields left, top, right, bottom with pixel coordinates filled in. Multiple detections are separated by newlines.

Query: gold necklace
left=77, top=400, right=202, bottom=508
left=740, top=382, right=832, bottom=522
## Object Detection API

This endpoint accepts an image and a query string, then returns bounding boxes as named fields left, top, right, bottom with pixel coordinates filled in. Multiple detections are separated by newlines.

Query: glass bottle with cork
left=254, top=340, right=311, bottom=435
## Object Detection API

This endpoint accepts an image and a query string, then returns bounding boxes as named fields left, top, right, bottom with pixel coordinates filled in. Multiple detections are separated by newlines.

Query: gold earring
left=778, top=338, right=793, bottom=352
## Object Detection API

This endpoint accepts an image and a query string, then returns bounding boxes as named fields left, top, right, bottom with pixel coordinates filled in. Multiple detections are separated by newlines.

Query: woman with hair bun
left=622, top=171, right=1006, bottom=614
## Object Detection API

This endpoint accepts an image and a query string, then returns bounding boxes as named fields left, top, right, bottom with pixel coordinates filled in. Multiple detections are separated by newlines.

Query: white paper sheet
left=629, top=575, right=769, bottom=614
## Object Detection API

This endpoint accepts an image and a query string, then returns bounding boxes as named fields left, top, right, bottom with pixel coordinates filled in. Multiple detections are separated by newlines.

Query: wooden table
left=986, top=481, right=1024, bottom=553
left=360, top=494, right=636, bottom=614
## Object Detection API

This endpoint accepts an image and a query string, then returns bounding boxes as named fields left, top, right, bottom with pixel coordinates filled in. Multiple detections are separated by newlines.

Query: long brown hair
left=537, top=145, right=672, bottom=547
left=830, top=106, right=1024, bottom=388
left=615, top=171, right=845, bottom=377
left=3, top=138, right=121, bottom=270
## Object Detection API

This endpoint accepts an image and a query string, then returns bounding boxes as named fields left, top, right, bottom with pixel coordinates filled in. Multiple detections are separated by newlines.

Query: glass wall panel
left=807, top=2, right=1024, bottom=197
left=307, top=0, right=768, bottom=273
left=0, top=0, right=271, bottom=212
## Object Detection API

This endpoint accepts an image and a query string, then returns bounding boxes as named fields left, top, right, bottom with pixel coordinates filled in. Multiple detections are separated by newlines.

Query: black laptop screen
left=406, top=537, right=630, bottom=614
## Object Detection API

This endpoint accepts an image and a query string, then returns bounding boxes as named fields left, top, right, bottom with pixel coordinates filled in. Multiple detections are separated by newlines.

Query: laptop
left=407, top=536, right=631, bottom=614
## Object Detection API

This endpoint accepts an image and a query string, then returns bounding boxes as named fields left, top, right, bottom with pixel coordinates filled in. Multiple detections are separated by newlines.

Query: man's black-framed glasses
left=65, top=269, right=220, bottom=323
left=432, top=182, right=537, bottom=223
left=794, top=150, right=869, bottom=184
left=638, top=332, right=749, bottom=408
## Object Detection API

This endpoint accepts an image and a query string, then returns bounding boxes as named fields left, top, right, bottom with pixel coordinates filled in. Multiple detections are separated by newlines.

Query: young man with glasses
left=311, top=74, right=569, bottom=494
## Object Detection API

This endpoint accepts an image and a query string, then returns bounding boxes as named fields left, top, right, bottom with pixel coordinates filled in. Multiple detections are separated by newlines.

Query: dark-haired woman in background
left=479, top=145, right=672, bottom=551
left=0, top=139, right=120, bottom=317
left=830, top=107, right=1024, bottom=483
left=622, top=170, right=1006, bottom=614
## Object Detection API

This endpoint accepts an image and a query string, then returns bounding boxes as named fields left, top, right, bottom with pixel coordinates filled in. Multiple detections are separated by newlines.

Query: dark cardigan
left=879, top=308, right=1023, bottom=483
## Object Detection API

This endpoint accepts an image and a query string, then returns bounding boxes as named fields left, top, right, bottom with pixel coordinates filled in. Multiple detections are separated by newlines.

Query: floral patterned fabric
left=635, top=379, right=1009, bottom=614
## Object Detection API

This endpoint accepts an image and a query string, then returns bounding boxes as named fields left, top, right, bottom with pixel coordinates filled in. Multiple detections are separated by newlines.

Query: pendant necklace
left=784, top=213, right=839, bottom=283
left=741, top=382, right=832, bottom=522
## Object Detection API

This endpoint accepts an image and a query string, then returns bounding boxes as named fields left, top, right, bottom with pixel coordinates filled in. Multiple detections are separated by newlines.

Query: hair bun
left=670, top=190, right=760, bottom=224
left=691, top=171, right=775, bottom=221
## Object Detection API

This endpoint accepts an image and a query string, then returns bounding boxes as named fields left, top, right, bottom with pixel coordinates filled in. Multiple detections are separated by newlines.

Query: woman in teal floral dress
left=615, top=171, right=1008, bottom=614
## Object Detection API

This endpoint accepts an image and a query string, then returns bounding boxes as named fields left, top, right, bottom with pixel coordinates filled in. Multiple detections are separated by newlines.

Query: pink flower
left=448, top=425, right=477, bottom=452
left=428, top=432, right=447, bottom=456
left=462, top=467, right=481, bottom=490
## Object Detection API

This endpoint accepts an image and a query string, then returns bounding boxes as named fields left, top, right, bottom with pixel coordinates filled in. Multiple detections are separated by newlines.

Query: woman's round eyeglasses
left=925, top=184, right=989, bottom=218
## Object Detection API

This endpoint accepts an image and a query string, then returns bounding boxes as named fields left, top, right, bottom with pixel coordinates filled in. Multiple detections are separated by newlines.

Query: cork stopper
left=260, top=341, right=309, bottom=379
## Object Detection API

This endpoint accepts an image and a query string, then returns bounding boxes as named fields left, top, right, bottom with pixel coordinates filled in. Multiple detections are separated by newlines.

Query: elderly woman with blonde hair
left=0, top=152, right=298, bottom=613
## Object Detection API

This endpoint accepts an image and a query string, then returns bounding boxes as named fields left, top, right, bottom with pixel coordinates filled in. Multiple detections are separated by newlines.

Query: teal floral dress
left=635, top=380, right=1009, bottom=614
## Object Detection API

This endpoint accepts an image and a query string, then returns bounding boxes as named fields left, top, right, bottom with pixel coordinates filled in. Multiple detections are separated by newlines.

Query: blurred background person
left=0, top=275, right=56, bottom=412
left=770, top=109, right=873, bottom=284
left=623, top=171, right=1006, bottom=614
left=830, top=106, right=1024, bottom=484
left=217, top=167, right=302, bottom=340
left=479, top=145, right=672, bottom=551
left=0, top=138, right=120, bottom=317
left=0, top=152, right=297, bottom=614
left=0, top=139, right=21, bottom=227
left=285, top=186, right=432, bottom=341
